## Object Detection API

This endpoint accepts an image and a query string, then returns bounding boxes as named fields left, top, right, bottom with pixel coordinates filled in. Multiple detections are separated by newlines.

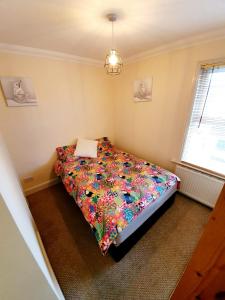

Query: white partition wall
left=0, top=133, right=64, bottom=300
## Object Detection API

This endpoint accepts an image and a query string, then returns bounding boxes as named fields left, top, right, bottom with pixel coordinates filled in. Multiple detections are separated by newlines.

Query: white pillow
left=74, top=138, right=98, bottom=158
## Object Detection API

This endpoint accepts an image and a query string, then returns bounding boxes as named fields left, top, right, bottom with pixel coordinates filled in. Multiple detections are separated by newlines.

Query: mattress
left=115, top=183, right=177, bottom=245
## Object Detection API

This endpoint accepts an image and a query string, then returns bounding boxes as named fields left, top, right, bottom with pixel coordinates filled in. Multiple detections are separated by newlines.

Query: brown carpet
left=27, top=184, right=210, bottom=300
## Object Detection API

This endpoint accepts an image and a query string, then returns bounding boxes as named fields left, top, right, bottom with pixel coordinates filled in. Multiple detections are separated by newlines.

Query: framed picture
left=0, top=77, right=37, bottom=106
left=133, top=77, right=152, bottom=102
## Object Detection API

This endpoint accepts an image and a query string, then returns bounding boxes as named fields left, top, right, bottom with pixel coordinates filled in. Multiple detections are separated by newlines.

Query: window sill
left=171, top=160, right=225, bottom=181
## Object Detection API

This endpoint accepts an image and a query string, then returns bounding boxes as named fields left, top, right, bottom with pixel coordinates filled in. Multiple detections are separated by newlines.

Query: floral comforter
left=55, top=140, right=178, bottom=254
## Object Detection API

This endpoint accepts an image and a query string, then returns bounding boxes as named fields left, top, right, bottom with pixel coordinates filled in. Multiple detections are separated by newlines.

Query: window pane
left=182, top=64, right=225, bottom=175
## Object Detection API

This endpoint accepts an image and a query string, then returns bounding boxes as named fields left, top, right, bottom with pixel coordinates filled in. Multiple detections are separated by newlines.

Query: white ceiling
left=0, top=0, right=225, bottom=61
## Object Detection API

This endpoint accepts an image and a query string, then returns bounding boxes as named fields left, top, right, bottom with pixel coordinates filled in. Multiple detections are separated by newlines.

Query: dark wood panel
left=171, top=184, right=225, bottom=300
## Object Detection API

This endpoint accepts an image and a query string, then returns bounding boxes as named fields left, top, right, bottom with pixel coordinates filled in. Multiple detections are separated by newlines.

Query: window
left=182, top=62, right=225, bottom=176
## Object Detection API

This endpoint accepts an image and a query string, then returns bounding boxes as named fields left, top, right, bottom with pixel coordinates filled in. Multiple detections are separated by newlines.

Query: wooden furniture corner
left=171, top=184, right=225, bottom=300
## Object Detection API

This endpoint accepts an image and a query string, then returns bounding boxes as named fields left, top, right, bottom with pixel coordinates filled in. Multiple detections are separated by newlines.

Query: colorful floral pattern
left=55, top=142, right=178, bottom=254
left=56, top=137, right=112, bottom=162
left=56, top=144, right=76, bottom=162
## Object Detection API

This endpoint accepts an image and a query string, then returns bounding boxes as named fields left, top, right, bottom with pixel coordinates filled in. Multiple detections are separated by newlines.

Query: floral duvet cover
left=55, top=141, right=178, bottom=254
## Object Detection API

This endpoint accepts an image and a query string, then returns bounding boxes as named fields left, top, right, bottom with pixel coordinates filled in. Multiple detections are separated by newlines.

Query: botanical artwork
left=134, top=77, right=152, bottom=102
left=0, top=77, right=37, bottom=106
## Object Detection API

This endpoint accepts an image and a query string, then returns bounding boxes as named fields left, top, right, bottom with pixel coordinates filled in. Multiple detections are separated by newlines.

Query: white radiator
left=175, top=165, right=224, bottom=208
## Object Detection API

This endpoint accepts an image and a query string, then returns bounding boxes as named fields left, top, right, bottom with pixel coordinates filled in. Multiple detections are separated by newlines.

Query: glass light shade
left=104, top=49, right=123, bottom=75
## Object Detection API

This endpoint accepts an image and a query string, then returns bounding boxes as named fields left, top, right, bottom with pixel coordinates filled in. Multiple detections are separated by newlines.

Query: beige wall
left=113, top=38, right=225, bottom=172
left=1, top=38, right=225, bottom=191
left=0, top=53, right=114, bottom=191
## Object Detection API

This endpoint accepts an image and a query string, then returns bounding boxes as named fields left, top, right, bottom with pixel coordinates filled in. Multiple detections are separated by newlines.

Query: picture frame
left=133, top=77, right=152, bottom=102
left=0, top=77, right=37, bottom=107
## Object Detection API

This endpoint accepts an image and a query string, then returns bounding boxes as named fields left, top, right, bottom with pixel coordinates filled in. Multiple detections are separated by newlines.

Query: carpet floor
left=27, top=184, right=210, bottom=300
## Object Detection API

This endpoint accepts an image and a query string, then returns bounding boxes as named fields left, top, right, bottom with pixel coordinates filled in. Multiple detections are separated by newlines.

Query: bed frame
left=109, top=192, right=176, bottom=261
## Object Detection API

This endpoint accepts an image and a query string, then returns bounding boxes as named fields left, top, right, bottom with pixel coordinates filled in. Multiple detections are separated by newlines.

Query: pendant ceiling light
left=104, top=13, right=123, bottom=75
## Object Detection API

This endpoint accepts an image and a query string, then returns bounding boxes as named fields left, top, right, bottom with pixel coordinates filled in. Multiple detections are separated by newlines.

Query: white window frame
left=178, top=58, right=225, bottom=179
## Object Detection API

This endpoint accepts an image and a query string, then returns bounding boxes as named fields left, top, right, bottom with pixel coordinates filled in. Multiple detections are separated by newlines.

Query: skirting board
left=24, top=177, right=60, bottom=196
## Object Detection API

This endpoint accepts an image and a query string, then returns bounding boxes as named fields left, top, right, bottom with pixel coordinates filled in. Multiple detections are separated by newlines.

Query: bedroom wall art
left=133, top=77, right=152, bottom=102
left=0, top=77, right=37, bottom=106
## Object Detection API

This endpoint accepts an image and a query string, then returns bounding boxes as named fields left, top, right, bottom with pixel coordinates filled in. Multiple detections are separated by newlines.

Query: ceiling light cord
left=112, top=20, right=114, bottom=49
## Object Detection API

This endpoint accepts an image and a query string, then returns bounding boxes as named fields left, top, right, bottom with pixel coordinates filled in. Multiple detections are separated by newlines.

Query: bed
left=55, top=137, right=179, bottom=256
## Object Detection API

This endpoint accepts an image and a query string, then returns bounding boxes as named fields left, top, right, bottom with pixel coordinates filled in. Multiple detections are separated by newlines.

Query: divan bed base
left=109, top=192, right=176, bottom=262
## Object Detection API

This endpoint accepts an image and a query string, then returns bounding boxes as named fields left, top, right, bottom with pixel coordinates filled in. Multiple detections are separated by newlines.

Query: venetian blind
left=182, top=62, right=225, bottom=175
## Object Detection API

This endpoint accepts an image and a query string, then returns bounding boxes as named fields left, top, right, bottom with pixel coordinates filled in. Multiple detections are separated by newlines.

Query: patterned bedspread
left=55, top=139, right=178, bottom=254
